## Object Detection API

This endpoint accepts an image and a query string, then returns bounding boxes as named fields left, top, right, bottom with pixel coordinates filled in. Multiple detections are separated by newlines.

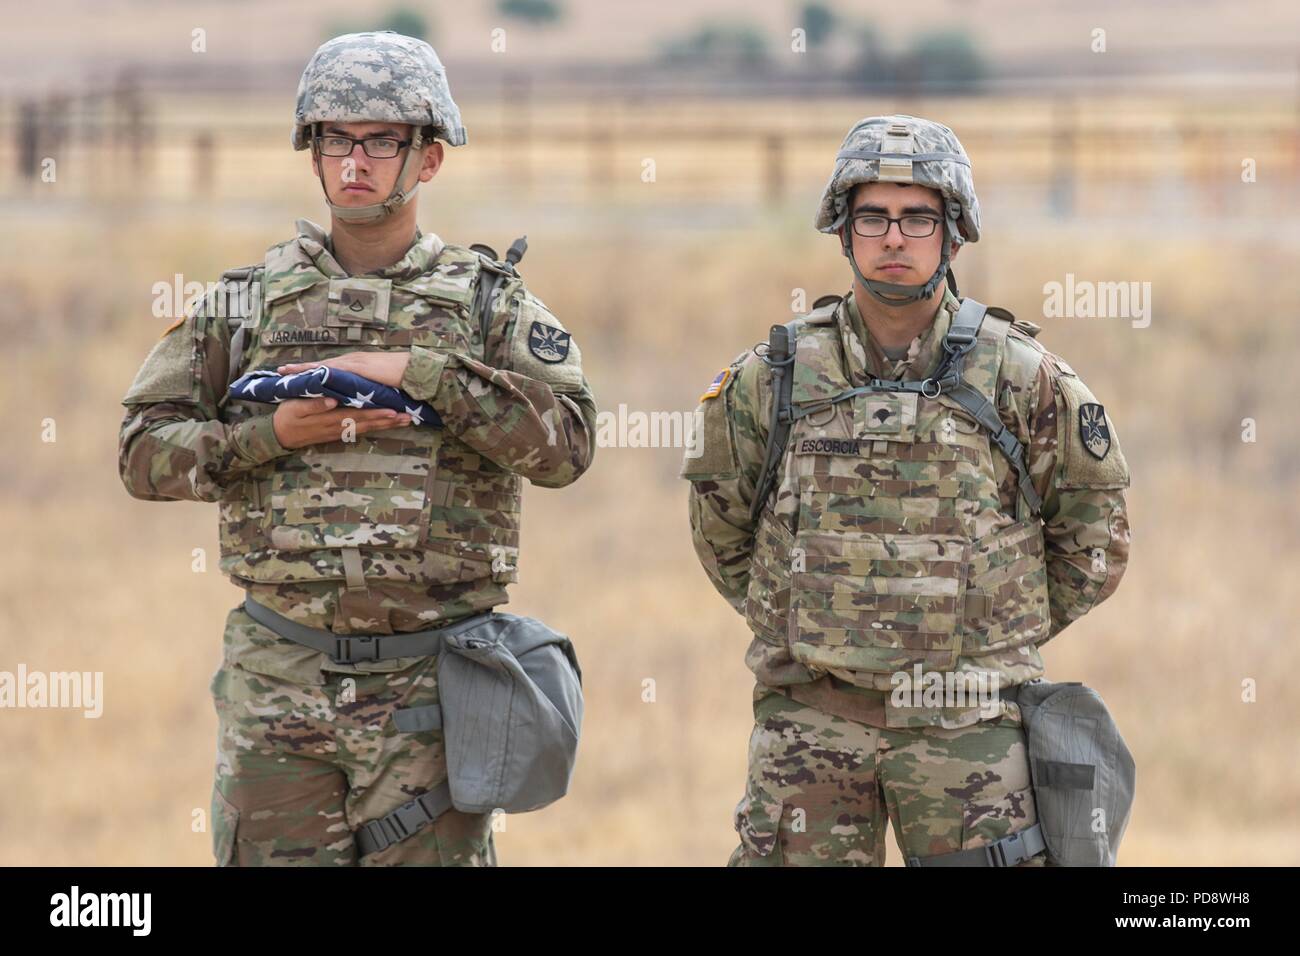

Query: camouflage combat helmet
left=815, top=115, right=979, bottom=307
left=293, top=30, right=467, bottom=224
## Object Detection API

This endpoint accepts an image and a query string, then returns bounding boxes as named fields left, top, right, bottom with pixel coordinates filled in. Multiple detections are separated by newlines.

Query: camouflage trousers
left=208, top=604, right=495, bottom=866
left=728, top=688, right=1048, bottom=866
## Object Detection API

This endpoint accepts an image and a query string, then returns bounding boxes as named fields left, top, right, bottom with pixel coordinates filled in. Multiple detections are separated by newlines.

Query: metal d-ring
left=805, top=402, right=839, bottom=427
left=921, top=378, right=942, bottom=399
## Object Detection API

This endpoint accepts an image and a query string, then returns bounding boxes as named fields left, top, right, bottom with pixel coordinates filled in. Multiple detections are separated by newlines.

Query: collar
left=840, top=285, right=960, bottom=384
left=292, top=218, right=446, bottom=281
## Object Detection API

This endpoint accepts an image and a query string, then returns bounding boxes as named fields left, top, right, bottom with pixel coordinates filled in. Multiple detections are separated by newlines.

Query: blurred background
left=1, top=0, right=1298, bottom=866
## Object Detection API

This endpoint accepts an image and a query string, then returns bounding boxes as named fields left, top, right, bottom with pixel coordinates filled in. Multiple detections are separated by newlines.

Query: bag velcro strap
left=1034, top=759, right=1096, bottom=790
left=907, top=822, right=1047, bottom=867
left=393, top=704, right=443, bottom=733
left=355, top=781, right=454, bottom=857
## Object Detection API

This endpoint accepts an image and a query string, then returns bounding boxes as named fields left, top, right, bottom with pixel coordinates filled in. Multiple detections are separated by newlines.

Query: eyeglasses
left=851, top=214, right=942, bottom=239
left=315, top=134, right=411, bottom=159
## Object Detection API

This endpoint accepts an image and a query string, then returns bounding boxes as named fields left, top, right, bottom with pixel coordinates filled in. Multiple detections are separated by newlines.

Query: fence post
left=193, top=131, right=214, bottom=196
left=1048, top=94, right=1076, bottom=218
left=504, top=71, right=533, bottom=199
left=587, top=97, right=614, bottom=200
left=763, top=132, right=785, bottom=206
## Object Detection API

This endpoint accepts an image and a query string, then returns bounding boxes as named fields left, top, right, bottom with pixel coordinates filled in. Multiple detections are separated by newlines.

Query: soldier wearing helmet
left=118, top=32, right=598, bottom=866
left=681, top=115, right=1131, bottom=866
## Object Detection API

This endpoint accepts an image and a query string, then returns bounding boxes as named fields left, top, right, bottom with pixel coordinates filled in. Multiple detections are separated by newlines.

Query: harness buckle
left=984, top=839, right=1009, bottom=867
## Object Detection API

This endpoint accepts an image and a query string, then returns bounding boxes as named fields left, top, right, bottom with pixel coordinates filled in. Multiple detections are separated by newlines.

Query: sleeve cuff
left=400, top=346, right=454, bottom=403
left=231, top=413, right=291, bottom=466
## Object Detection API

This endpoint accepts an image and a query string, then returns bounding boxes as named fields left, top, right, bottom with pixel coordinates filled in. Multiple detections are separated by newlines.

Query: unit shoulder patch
left=506, top=290, right=583, bottom=391
left=1079, top=402, right=1111, bottom=460
left=528, top=320, right=571, bottom=363
left=1055, top=372, right=1129, bottom=490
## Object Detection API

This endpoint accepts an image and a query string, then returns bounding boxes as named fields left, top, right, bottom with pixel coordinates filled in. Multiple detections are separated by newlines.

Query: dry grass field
left=1, top=81, right=1298, bottom=866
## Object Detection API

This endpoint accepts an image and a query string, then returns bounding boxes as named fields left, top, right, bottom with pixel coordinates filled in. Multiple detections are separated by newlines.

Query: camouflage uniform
left=118, top=34, right=597, bottom=866
left=682, top=116, right=1130, bottom=867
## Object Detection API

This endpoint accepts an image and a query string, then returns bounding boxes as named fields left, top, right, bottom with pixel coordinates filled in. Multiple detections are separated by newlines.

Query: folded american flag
left=228, top=366, right=442, bottom=428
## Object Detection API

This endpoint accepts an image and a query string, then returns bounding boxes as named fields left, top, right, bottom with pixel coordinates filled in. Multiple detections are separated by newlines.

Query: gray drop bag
left=1015, top=679, right=1136, bottom=866
left=436, top=612, right=584, bottom=815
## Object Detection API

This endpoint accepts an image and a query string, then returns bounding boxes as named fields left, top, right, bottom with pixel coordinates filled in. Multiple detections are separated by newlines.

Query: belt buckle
left=333, top=635, right=381, bottom=664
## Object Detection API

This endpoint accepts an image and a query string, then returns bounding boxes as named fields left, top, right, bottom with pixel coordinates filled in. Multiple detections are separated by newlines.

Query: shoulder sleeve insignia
left=527, top=320, right=571, bottom=363
left=1079, top=402, right=1111, bottom=460
left=700, top=367, right=731, bottom=402
left=1055, top=372, right=1128, bottom=489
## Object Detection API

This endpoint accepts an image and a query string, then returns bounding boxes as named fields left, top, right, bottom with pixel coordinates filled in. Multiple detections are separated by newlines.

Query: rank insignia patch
left=700, top=368, right=731, bottom=402
left=1079, top=402, right=1111, bottom=460
left=340, top=288, right=377, bottom=316
left=528, top=321, right=571, bottom=363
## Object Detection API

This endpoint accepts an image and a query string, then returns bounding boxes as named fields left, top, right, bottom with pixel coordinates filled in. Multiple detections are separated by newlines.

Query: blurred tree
left=660, top=22, right=770, bottom=71
left=847, top=24, right=893, bottom=87
left=498, top=0, right=563, bottom=24
left=324, top=6, right=434, bottom=42
left=904, top=29, right=986, bottom=89
left=381, top=8, right=430, bottom=40
left=801, top=2, right=836, bottom=48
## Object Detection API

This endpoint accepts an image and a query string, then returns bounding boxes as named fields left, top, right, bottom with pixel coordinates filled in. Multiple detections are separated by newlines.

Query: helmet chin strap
left=313, top=126, right=426, bottom=226
left=840, top=200, right=964, bottom=308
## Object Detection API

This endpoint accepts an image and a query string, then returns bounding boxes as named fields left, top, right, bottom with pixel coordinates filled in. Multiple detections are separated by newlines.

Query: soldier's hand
left=272, top=397, right=411, bottom=450
left=276, top=352, right=410, bottom=388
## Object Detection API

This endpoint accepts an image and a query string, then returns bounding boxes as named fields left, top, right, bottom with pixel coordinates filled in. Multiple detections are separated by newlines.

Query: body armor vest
left=745, top=299, right=1052, bottom=691
left=215, top=233, right=522, bottom=591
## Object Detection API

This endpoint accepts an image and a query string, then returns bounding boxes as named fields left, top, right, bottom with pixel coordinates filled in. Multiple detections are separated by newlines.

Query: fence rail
left=3, top=83, right=1297, bottom=216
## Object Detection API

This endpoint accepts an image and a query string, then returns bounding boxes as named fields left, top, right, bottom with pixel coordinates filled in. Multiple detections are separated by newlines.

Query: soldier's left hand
left=276, top=351, right=411, bottom=388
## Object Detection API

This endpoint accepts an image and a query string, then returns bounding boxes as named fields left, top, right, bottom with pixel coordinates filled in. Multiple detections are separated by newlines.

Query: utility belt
left=243, top=595, right=584, bottom=859
left=243, top=595, right=490, bottom=665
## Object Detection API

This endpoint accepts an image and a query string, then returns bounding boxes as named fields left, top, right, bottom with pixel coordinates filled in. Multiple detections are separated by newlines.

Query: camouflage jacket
left=119, top=220, right=597, bottom=678
left=682, top=287, right=1131, bottom=726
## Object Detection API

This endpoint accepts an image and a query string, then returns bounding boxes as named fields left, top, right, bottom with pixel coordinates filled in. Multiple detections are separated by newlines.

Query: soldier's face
left=844, top=182, right=958, bottom=284
left=310, top=120, right=444, bottom=208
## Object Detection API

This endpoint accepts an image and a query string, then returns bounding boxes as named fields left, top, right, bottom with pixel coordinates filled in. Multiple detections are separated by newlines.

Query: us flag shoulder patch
left=700, top=367, right=731, bottom=402
left=158, top=315, right=185, bottom=340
